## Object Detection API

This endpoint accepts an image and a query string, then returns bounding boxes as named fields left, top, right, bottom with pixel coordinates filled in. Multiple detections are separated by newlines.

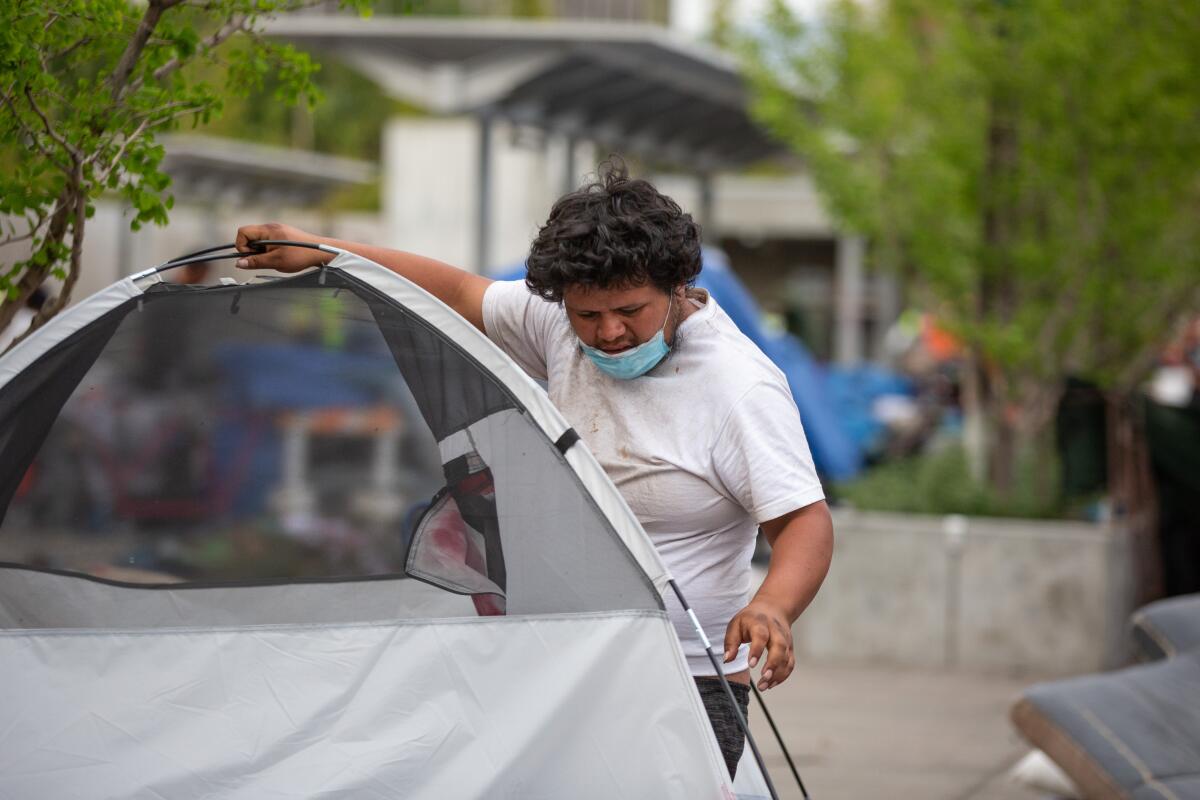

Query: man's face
left=562, top=283, right=679, bottom=353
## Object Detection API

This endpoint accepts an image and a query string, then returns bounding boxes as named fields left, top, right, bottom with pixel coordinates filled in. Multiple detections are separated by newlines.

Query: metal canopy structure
left=265, top=16, right=784, bottom=172
left=162, top=135, right=376, bottom=207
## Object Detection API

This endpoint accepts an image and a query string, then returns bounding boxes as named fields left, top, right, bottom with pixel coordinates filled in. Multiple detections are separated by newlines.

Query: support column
left=475, top=112, right=494, bottom=273
left=697, top=171, right=714, bottom=241
left=115, top=201, right=134, bottom=279
left=834, top=234, right=865, bottom=366
left=562, top=134, right=577, bottom=196
left=873, top=271, right=901, bottom=361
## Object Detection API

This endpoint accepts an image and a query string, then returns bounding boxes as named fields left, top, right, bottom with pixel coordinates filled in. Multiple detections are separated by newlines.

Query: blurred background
left=2, top=1, right=1198, bottom=798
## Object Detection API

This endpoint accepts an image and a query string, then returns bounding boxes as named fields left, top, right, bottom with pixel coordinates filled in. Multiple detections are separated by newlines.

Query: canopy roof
left=265, top=16, right=784, bottom=170
left=161, top=135, right=377, bottom=207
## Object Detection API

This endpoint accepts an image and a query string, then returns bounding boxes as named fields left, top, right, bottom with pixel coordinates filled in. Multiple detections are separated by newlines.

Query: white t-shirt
left=483, top=280, right=825, bottom=675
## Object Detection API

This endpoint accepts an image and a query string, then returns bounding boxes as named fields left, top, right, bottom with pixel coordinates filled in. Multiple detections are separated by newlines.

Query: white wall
left=382, top=118, right=479, bottom=269
left=382, top=116, right=590, bottom=274
left=670, top=0, right=837, bottom=39
left=651, top=172, right=834, bottom=239
left=381, top=115, right=837, bottom=276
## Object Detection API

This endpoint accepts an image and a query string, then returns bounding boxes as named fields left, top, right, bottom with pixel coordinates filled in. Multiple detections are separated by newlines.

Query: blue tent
left=490, top=250, right=862, bottom=480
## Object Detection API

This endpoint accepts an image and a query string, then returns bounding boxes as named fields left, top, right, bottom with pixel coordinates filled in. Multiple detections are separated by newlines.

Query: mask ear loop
left=664, top=287, right=687, bottom=346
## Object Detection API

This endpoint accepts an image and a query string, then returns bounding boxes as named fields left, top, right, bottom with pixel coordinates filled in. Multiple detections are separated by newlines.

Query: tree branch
left=0, top=261, right=51, bottom=335
left=51, top=36, right=94, bottom=63
left=1, top=96, right=72, bottom=174
left=134, top=98, right=208, bottom=120
left=23, top=86, right=80, bottom=162
left=153, top=104, right=208, bottom=128
left=107, top=0, right=189, bottom=103
left=143, top=14, right=251, bottom=88
left=1113, top=286, right=1200, bottom=392
left=93, top=102, right=209, bottom=179
left=0, top=208, right=52, bottom=259
left=92, top=117, right=153, bottom=183
left=18, top=173, right=88, bottom=345
left=1033, top=274, right=1082, bottom=377
left=0, top=223, right=42, bottom=249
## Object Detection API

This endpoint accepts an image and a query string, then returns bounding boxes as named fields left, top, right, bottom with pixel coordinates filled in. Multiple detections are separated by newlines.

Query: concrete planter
left=795, top=509, right=1136, bottom=675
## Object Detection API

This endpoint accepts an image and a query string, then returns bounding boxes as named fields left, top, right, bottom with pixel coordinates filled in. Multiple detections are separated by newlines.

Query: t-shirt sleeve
left=712, top=380, right=826, bottom=523
left=481, top=280, right=563, bottom=381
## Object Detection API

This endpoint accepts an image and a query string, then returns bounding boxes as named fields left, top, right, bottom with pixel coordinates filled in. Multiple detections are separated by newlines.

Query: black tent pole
left=750, top=680, right=810, bottom=798
left=667, top=578, right=808, bottom=800
left=148, top=240, right=339, bottom=276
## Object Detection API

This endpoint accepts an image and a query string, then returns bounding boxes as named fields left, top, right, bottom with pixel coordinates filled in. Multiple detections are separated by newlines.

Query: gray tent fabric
left=0, top=563, right=479, bottom=628
left=0, top=301, right=134, bottom=527
left=1012, top=649, right=1200, bottom=800
left=1131, top=594, right=1200, bottom=661
left=0, top=267, right=659, bottom=614
left=349, top=273, right=517, bottom=441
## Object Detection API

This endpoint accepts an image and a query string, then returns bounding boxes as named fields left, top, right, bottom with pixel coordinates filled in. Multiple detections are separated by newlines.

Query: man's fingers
left=757, top=640, right=780, bottom=690
left=235, top=223, right=292, bottom=255
left=236, top=225, right=269, bottom=253
left=723, top=618, right=745, bottom=663
left=758, top=633, right=789, bottom=690
left=234, top=229, right=251, bottom=252
left=766, top=626, right=789, bottom=672
left=747, top=623, right=769, bottom=669
left=234, top=248, right=280, bottom=270
left=763, top=653, right=796, bottom=691
left=760, top=624, right=797, bottom=690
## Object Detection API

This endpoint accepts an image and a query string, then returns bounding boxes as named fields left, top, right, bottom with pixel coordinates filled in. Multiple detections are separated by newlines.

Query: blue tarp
left=824, top=364, right=916, bottom=457
left=490, top=250, right=863, bottom=480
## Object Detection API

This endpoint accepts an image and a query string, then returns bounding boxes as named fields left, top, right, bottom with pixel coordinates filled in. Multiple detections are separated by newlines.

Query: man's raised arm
left=235, top=223, right=493, bottom=333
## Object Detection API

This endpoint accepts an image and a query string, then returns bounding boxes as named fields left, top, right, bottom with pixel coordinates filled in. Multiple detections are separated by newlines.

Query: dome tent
left=0, top=246, right=778, bottom=799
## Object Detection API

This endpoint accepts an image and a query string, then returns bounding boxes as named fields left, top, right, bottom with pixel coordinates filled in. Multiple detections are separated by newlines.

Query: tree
left=743, top=0, right=1200, bottom=503
left=0, top=0, right=367, bottom=348
left=200, top=56, right=417, bottom=162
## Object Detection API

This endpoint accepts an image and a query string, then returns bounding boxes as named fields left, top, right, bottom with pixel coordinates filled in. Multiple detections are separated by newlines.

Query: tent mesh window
left=0, top=270, right=660, bottom=626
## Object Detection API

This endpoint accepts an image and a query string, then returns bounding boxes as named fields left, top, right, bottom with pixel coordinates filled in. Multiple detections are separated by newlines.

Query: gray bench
left=1012, top=594, right=1200, bottom=800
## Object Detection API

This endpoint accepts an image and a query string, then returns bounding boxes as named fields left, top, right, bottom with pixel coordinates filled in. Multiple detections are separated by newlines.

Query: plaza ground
left=749, top=661, right=1042, bottom=800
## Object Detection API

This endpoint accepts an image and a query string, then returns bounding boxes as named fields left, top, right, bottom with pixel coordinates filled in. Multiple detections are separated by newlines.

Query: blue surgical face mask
left=579, top=295, right=674, bottom=380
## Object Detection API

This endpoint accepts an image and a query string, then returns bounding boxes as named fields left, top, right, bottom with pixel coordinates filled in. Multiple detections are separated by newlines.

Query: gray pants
left=695, top=677, right=750, bottom=778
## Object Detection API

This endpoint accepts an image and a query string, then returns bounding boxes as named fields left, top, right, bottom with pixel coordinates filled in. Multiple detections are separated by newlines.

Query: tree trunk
left=1105, top=389, right=1161, bottom=602
left=977, top=82, right=1020, bottom=497
left=1105, top=391, right=1153, bottom=517
left=961, top=349, right=988, bottom=483
left=988, top=396, right=1016, bottom=497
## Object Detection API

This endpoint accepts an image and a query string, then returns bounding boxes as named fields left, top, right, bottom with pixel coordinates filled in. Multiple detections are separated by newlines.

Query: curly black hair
left=525, top=159, right=702, bottom=302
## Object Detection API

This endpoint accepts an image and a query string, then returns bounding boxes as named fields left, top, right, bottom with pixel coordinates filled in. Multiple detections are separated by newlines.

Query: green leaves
left=744, top=0, right=1200, bottom=393
left=741, top=0, right=1200, bottom=496
left=0, top=0, right=369, bottom=336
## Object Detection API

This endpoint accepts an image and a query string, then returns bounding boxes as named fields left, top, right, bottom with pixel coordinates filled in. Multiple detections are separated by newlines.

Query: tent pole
left=750, top=680, right=811, bottom=798
left=667, top=579, right=801, bottom=800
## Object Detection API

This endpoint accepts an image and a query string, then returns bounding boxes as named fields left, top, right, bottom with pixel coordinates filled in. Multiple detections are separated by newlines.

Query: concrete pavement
left=745, top=662, right=1042, bottom=800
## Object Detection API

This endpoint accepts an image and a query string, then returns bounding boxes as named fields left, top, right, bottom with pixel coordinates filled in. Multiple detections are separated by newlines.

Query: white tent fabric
left=0, top=249, right=744, bottom=798
left=0, top=613, right=728, bottom=799
left=733, top=740, right=775, bottom=799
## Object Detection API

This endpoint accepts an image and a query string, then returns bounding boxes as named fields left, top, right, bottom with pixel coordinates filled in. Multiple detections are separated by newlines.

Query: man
left=236, top=162, right=833, bottom=777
